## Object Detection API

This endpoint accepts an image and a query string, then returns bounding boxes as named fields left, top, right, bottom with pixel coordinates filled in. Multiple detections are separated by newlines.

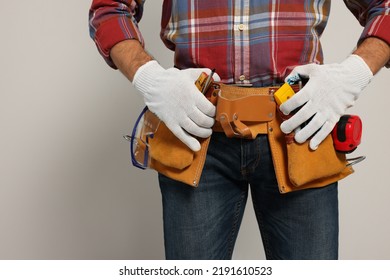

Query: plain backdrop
left=0, top=1, right=389, bottom=260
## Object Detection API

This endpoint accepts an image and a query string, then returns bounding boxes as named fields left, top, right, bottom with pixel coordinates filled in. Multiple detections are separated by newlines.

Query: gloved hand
left=280, top=54, right=373, bottom=150
left=133, top=60, right=220, bottom=152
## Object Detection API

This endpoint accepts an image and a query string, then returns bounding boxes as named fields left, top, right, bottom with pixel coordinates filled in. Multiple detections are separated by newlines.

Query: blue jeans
left=158, top=133, right=339, bottom=260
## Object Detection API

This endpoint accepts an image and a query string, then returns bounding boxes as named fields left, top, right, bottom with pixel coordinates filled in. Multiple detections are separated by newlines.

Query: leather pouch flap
left=216, top=92, right=276, bottom=122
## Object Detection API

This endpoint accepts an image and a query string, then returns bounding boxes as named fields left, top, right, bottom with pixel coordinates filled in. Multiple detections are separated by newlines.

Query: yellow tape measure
left=274, top=83, right=296, bottom=106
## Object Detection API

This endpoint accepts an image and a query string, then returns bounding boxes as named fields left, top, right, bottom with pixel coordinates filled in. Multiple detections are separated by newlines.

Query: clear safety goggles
left=123, top=106, right=161, bottom=169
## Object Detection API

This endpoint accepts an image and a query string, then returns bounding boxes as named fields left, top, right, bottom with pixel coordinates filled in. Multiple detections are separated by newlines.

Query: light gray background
left=0, top=1, right=389, bottom=260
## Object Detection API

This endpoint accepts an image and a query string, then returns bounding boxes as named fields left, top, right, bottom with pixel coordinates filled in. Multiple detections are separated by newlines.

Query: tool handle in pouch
left=195, top=70, right=219, bottom=105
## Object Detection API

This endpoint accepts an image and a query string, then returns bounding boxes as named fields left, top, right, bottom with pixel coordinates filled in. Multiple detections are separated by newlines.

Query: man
left=89, top=0, right=390, bottom=259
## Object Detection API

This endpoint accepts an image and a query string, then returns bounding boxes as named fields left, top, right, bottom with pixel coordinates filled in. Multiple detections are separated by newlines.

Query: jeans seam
left=241, top=137, right=263, bottom=177
left=227, top=189, right=247, bottom=258
left=250, top=137, right=262, bottom=173
left=251, top=195, right=273, bottom=259
left=240, top=139, right=246, bottom=177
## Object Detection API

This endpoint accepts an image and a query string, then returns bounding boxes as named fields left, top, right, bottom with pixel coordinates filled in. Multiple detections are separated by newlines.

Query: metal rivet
left=233, top=114, right=238, bottom=120
left=193, top=180, right=197, bottom=186
left=268, top=113, right=273, bottom=118
left=220, top=115, right=225, bottom=120
left=269, top=127, right=273, bottom=132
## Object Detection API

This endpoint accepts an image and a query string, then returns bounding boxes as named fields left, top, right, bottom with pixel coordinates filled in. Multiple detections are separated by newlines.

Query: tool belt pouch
left=268, top=114, right=354, bottom=194
left=148, top=123, right=209, bottom=187
left=145, top=72, right=216, bottom=187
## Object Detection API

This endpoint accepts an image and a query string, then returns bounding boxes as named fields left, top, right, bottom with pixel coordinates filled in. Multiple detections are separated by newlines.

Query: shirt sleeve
left=344, top=0, right=390, bottom=67
left=89, top=0, right=145, bottom=68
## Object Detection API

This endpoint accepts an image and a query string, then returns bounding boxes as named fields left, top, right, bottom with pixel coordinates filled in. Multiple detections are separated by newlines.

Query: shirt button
left=238, top=24, right=246, bottom=31
left=239, top=75, right=246, bottom=81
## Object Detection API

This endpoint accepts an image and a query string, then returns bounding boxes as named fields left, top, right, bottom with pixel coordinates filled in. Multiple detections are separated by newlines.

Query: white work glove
left=280, top=54, right=373, bottom=150
left=133, top=60, right=220, bottom=152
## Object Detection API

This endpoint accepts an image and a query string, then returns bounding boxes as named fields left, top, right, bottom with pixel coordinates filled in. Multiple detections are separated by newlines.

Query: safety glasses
left=123, top=106, right=161, bottom=169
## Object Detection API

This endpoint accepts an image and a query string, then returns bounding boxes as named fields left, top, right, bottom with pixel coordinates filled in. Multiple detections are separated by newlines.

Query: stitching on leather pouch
left=267, top=121, right=286, bottom=192
left=193, top=138, right=211, bottom=186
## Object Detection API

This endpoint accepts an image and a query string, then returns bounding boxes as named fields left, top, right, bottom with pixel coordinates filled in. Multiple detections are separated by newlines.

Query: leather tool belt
left=211, top=83, right=299, bottom=139
left=137, top=73, right=354, bottom=193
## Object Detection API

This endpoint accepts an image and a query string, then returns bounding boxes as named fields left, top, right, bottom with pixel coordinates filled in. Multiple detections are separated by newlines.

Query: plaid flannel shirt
left=89, top=0, right=390, bottom=86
